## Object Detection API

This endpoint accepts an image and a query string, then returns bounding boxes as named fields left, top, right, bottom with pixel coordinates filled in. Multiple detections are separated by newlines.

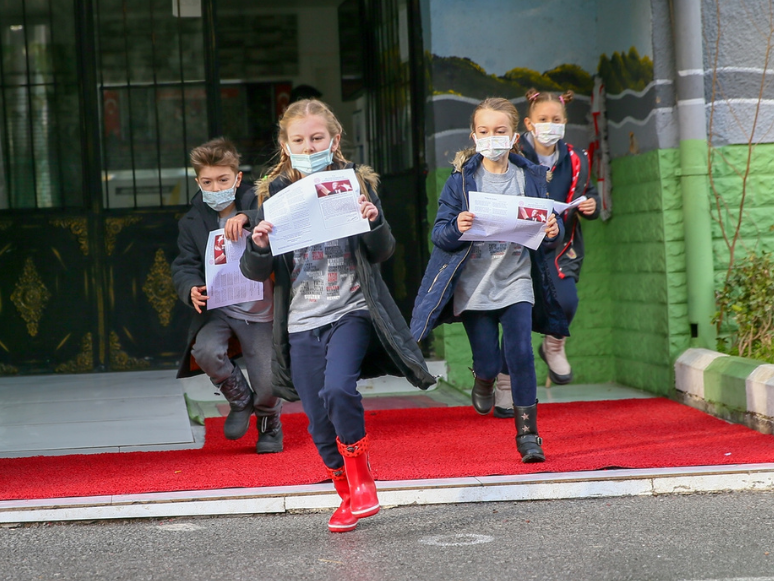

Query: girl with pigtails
left=492, top=89, right=602, bottom=416
left=237, top=99, right=435, bottom=533
left=411, top=97, right=568, bottom=463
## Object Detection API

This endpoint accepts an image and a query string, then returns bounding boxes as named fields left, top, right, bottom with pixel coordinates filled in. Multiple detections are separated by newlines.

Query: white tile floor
left=0, top=370, right=198, bottom=458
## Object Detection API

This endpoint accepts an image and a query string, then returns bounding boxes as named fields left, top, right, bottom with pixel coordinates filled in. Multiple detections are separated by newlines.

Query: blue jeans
left=461, top=302, right=536, bottom=407
left=288, top=310, right=373, bottom=469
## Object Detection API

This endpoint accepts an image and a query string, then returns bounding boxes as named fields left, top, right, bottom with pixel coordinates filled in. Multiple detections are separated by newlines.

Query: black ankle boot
left=471, top=376, right=496, bottom=415
left=514, top=400, right=545, bottom=463
left=217, top=363, right=254, bottom=440
left=256, top=413, right=283, bottom=454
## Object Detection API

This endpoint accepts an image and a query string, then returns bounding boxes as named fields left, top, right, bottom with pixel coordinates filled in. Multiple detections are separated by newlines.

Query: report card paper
left=262, top=168, right=370, bottom=255
left=459, top=191, right=555, bottom=250
left=204, top=229, right=264, bottom=309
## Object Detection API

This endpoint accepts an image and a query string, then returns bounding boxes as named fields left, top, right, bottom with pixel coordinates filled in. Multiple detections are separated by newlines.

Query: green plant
left=713, top=251, right=774, bottom=361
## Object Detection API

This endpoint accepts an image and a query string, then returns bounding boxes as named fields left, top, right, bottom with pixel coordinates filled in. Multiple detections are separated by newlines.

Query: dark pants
left=461, top=302, right=536, bottom=407
left=288, top=310, right=372, bottom=469
left=548, top=259, right=578, bottom=331
left=190, top=310, right=279, bottom=416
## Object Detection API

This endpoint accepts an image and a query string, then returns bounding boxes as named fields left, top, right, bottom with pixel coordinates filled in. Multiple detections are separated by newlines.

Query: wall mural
left=424, top=0, right=656, bottom=170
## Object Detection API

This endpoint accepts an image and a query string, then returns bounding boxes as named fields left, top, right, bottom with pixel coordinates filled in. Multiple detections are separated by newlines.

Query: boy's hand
left=457, top=211, right=475, bottom=233
left=224, top=214, right=249, bottom=241
left=252, top=221, right=274, bottom=248
left=190, top=285, right=209, bottom=314
left=359, top=195, right=379, bottom=221
left=544, top=213, right=559, bottom=239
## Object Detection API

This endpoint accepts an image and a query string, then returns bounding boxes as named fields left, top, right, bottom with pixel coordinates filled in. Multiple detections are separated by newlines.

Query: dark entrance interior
left=0, top=0, right=426, bottom=375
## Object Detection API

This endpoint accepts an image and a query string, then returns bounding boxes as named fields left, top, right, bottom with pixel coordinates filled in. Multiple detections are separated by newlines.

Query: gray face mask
left=200, top=177, right=238, bottom=212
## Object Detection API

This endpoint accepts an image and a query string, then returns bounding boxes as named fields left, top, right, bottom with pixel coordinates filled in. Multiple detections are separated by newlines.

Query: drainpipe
left=672, top=0, right=717, bottom=349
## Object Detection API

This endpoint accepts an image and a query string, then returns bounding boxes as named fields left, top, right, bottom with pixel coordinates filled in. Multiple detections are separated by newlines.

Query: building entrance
left=0, top=0, right=426, bottom=375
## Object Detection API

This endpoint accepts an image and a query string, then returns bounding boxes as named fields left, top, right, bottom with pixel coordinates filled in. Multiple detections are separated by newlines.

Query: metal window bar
left=94, top=0, right=110, bottom=211
left=21, top=0, right=40, bottom=208
left=120, top=0, right=139, bottom=209
left=175, top=0, right=191, bottom=204
left=46, top=0, right=66, bottom=207
left=0, top=27, right=12, bottom=205
left=148, top=0, right=164, bottom=207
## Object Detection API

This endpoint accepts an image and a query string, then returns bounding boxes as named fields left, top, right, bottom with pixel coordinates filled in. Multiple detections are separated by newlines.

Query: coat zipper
left=419, top=168, right=473, bottom=340
left=426, top=264, right=447, bottom=294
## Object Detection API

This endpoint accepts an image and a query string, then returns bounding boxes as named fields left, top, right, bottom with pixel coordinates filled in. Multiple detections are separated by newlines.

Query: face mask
left=474, top=134, right=516, bottom=161
left=286, top=139, right=335, bottom=175
left=532, top=123, right=565, bottom=147
left=200, top=177, right=238, bottom=212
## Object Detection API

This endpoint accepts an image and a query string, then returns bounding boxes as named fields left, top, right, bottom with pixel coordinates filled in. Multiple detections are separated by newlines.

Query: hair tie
left=529, top=92, right=540, bottom=102
left=559, top=96, right=565, bottom=104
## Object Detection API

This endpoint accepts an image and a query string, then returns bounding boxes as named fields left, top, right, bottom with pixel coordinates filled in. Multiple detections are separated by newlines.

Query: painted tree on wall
left=597, top=47, right=653, bottom=94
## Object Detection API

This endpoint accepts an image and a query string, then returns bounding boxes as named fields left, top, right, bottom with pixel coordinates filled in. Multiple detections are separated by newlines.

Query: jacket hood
left=451, top=149, right=548, bottom=183
left=256, top=161, right=379, bottom=204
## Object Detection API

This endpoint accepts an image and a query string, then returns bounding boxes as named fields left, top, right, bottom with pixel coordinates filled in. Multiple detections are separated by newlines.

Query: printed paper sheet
left=204, top=229, right=263, bottom=309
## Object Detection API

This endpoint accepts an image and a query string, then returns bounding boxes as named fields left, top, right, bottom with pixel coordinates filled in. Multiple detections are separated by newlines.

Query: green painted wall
left=708, top=143, right=774, bottom=289
left=601, top=149, right=689, bottom=394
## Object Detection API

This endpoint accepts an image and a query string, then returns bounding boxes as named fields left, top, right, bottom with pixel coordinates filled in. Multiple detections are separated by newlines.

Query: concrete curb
left=675, top=348, right=774, bottom=434
left=2, top=464, right=774, bottom=524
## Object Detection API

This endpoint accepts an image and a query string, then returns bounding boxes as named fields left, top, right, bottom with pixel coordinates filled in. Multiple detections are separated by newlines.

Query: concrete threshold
left=2, top=463, right=774, bottom=524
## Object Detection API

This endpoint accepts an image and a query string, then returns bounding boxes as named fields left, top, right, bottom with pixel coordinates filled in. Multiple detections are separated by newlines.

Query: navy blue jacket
left=520, top=135, right=600, bottom=282
left=410, top=151, right=569, bottom=341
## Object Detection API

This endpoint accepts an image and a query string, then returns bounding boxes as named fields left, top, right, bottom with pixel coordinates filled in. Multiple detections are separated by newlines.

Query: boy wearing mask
left=172, top=137, right=282, bottom=454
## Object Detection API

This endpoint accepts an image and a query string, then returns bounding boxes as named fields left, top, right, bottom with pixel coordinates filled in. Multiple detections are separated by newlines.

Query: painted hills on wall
left=428, top=47, right=654, bottom=99
left=428, top=53, right=593, bottom=99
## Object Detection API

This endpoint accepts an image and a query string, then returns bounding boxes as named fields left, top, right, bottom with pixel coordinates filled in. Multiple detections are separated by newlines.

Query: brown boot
left=471, top=371, right=495, bottom=415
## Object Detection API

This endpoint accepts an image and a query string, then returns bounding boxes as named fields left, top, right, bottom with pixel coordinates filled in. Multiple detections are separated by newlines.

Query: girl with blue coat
left=411, top=98, right=568, bottom=463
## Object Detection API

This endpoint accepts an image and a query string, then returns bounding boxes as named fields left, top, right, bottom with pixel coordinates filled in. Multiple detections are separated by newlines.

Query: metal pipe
left=672, top=0, right=717, bottom=349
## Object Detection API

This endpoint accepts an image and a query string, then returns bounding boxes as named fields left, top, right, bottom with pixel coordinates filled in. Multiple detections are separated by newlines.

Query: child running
left=239, top=99, right=435, bottom=532
left=520, top=88, right=600, bottom=386
left=411, top=97, right=568, bottom=463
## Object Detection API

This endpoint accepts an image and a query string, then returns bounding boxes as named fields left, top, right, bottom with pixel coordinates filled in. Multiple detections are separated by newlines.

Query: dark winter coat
left=239, top=164, right=436, bottom=402
left=410, top=151, right=569, bottom=342
left=171, top=187, right=258, bottom=379
left=519, top=135, right=601, bottom=282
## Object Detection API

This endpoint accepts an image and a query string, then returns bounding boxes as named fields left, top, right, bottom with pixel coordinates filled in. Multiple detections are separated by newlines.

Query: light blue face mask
left=286, top=139, right=335, bottom=175
left=200, top=177, right=238, bottom=212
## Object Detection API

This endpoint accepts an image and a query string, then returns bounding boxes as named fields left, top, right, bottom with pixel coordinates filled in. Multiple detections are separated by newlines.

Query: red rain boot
left=336, top=435, right=380, bottom=518
left=326, top=466, right=358, bottom=533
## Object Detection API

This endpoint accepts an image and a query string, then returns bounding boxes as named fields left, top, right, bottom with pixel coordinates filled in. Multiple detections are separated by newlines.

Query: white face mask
left=200, top=177, right=238, bottom=212
left=286, top=139, right=335, bottom=175
left=474, top=134, right=517, bottom=161
left=532, top=123, right=565, bottom=147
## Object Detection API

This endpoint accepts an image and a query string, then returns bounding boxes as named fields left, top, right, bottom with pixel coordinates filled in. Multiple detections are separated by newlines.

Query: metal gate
left=0, top=0, right=427, bottom=375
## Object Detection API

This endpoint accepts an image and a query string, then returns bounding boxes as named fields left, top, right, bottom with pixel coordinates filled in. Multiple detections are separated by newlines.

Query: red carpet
left=2, top=398, right=774, bottom=502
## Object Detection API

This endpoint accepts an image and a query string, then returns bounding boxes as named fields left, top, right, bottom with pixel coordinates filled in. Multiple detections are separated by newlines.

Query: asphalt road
left=3, top=491, right=774, bottom=581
